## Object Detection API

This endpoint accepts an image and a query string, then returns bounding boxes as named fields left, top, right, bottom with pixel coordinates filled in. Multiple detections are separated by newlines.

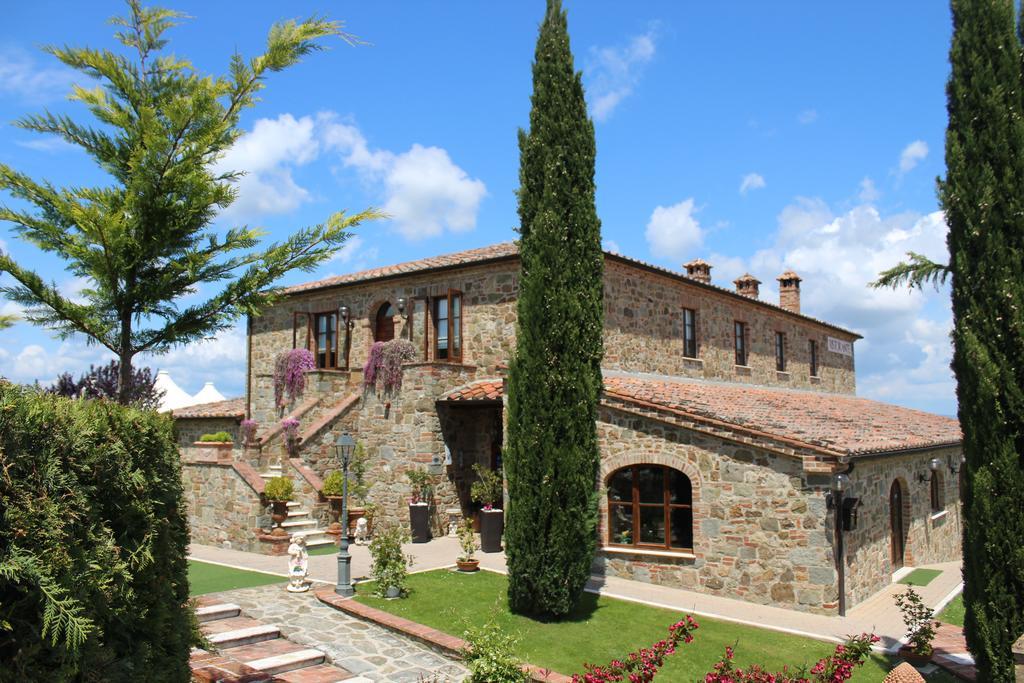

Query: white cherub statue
left=286, top=535, right=309, bottom=593
left=354, top=516, right=369, bottom=545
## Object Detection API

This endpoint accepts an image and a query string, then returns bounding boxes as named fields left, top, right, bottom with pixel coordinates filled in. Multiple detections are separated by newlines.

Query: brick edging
left=313, top=587, right=572, bottom=682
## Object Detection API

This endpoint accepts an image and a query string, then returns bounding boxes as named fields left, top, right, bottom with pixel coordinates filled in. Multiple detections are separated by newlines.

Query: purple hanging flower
left=274, top=348, right=315, bottom=407
left=281, top=417, right=300, bottom=455
left=240, top=419, right=258, bottom=446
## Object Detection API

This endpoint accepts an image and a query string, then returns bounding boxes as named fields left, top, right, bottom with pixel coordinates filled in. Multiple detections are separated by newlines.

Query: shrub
left=0, top=382, right=197, bottom=680
left=321, top=443, right=370, bottom=501
left=895, top=586, right=937, bottom=655
left=198, top=431, right=233, bottom=443
left=470, top=464, right=504, bottom=510
left=322, top=470, right=345, bottom=497
left=573, top=616, right=698, bottom=682
left=264, top=476, right=294, bottom=502
left=406, top=468, right=434, bottom=504
left=273, top=348, right=315, bottom=408
left=368, top=524, right=412, bottom=597
left=47, top=360, right=163, bottom=410
left=704, top=633, right=879, bottom=682
left=461, top=619, right=530, bottom=683
left=458, top=520, right=477, bottom=562
left=240, top=419, right=258, bottom=445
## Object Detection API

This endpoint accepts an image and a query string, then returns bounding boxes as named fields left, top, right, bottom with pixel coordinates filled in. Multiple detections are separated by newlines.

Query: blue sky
left=0, top=1, right=956, bottom=415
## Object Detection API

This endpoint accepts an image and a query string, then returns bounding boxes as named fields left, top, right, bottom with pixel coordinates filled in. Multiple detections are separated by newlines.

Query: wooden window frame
left=809, top=339, right=819, bottom=377
left=682, top=308, right=698, bottom=359
left=432, top=289, right=463, bottom=363
left=311, top=310, right=340, bottom=369
left=775, top=331, right=786, bottom=372
left=607, top=465, right=693, bottom=553
left=930, top=472, right=943, bottom=513
left=734, top=321, right=748, bottom=367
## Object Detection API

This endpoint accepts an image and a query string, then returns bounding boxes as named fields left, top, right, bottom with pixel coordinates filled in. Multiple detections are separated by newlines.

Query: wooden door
left=375, top=302, right=395, bottom=342
left=890, top=480, right=905, bottom=570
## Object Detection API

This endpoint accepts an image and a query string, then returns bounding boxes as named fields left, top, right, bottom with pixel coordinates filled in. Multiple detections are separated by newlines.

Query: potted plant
left=196, top=431, right=233, bottom=460
left=240, top=419, right=258, bottom=447
left=281, top=417, right=300, bottom=457
left=321, top=470, right=345, bottom=534
left=407, top=468, right=434, bottom=543
left=264, top=476, right=294, bottom=536
left=369, top=524, right=413, bottom=598
left=895, top=585, right=938, bottom=664
left=471, top=464, right=504, bottom=553
left=456, top=519, right=479, bottom=572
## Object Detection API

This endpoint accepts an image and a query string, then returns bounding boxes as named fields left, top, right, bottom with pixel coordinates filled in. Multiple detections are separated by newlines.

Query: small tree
left=895, top=586, right=937, bottom=656
left=48, top=360, right=163, bottom=409
left=0, top=1, right=381, bottom=404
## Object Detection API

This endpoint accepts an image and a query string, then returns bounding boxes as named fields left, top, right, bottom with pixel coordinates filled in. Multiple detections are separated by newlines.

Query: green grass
left=188, top=560, right=287, bottom=596
left=937, top=593, right=965, bottom=627
left=898, top=568, right=942, bottom=587
left=309, top=542, right=340, bottom=556
left=352, top=569, right=956, bottom=682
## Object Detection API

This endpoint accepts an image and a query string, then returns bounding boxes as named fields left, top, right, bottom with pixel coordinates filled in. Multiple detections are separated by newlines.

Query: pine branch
left=870, top=252, right=950, bottom=291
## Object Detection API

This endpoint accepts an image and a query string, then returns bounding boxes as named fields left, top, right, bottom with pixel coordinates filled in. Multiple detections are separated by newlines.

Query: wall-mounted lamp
left=950, top=454, right=965, bottom=475
left=918, top=457, right=942, bottom=483
left=396, top=297, right=409, bottom=319
left=339, top=305, right=350, bottom=325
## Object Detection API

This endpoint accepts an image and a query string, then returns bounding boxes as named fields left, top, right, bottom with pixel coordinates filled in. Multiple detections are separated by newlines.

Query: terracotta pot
left=456, top=559, right=480, bottom=573
left=898, top=646, right=932, bottom=665
left=270, top=500, right=289, bottom=536
left=326, top=496, right=343, bottom=532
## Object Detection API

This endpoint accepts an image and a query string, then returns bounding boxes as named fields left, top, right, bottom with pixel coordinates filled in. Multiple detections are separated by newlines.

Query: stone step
left=287, top=501, right=302, bottom=508
left=289, top=528, right=331, bottom=539
left=207, top=624, right=281, bottom=649
left=305, top=537, right=336, bottom=549
left=287, top=508, right=312, bottom=518
left=246, top=648, right=326, bottom=676
left=274, top=663, right=358, bottom=682
left=201, top=615, right=266, bottom=636
left=281, top=519, right=317, bottom=529
left=195, top=602, right=241, bottom=623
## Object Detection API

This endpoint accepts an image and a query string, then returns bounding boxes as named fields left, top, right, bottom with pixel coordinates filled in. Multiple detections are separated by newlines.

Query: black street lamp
left=333, top=432, right=357, bottom=597
left=827, top=471, right=851, bottom=616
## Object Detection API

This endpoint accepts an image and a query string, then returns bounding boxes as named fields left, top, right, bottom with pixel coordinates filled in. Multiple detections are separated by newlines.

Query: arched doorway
left=889, top=479, right=906, bottom=570
left=375, top=302, right=396, bottom=342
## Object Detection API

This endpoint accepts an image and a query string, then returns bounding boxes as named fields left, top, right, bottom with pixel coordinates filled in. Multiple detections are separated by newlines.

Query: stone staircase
left=190, top=598, right=363, bottom=682
left=261, top=465, right=334, bottom=551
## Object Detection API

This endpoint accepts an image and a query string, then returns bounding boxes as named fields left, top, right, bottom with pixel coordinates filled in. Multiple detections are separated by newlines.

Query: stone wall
left=843, top=446, right=963, bottom=607
left=175, top=417, right=241, bottom=457
left=182, top=460, right=266, bottom=552
left=602, top=260, right=856, bottom=394
left=593, top=404, right=839, bottom=615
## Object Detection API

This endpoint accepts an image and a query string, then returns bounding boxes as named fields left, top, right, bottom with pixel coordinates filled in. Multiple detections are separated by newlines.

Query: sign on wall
left=827, top=336, right=853, bottom=356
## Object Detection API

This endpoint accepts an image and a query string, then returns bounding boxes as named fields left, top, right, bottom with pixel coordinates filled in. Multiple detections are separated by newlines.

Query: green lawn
left=353, top=569, right=956, bottom=682
left=898, top=568, right=943, bottom=587
left=309, top=543, right=340, bottom=556
left=937, top=594, right=965, bottom=627
left=188, top=560, right=287, bottom=596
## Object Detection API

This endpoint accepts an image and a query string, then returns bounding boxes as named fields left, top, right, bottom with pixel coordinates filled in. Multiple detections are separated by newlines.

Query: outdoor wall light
left=950, top=453, right=965, bottom=475
left=339, top=305, right=350, bottom=325
left=396, top=297, right=408, bottom=318
left=918, top=457, right=943, bottom=483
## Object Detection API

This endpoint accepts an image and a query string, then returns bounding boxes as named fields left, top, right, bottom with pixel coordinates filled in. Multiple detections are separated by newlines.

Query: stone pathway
left=211, top=584, right=468, bottom=682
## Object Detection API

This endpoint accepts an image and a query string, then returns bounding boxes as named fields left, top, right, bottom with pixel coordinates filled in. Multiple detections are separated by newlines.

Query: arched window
left=607, top=465, right=692, bottom=551
left=930, top=471, right=944, bottom=513
left=375, top=302, right=396, bottom=342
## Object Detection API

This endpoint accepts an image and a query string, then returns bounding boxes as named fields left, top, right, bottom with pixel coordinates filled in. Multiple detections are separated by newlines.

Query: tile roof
left=283, top=242, right=519, bottom=294
left=602, top=374, right=961, bottom=457
left=172, top=397, right=245, bottom=419
left=443, top=379, right=503, bottom=402
left=282, top=241, right=859, bottom=338
left=443, top=375, right=961, bottom=457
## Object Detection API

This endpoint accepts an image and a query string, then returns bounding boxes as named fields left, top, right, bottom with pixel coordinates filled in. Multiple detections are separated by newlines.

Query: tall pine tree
left=504, top=0, right=604, bottom=617
left=943, top=0, right=1024, bottom=678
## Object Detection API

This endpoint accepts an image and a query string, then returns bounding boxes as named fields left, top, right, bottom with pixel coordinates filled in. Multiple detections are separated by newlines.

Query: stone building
left=174, top=241, right=961, bottom=615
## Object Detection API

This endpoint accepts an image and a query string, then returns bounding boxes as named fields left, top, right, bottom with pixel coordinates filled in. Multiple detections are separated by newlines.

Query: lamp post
left=828, top=472, right=851, bottom=616
left=333, top=432, right=356, bottom=597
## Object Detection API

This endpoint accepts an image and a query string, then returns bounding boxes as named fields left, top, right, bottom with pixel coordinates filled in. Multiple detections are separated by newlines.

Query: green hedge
left=0, top=382, right=197, bottom=681
left=198, top=431, right=233, bottom=443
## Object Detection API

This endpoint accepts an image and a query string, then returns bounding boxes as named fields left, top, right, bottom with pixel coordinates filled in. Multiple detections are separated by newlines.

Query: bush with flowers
left=273, top=348, right=315, bottom=408
left=703, top=633, right=879, bottom=683
left=281, top=417, right=300, bottom=456
left=572, top=616, right=699, bottom=682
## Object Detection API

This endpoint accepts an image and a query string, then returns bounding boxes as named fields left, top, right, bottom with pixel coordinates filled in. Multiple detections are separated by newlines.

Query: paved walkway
left=213, top=584, right=468, bottom=682
left=190, top=541, right=965, bottom=655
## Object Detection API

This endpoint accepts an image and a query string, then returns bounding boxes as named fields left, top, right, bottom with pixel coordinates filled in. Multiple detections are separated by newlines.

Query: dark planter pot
left=480, top=509, right=503, bottom=553
left=326, top=496, right=343, bottom=532
left=409, top=503, right=431, bottom=543
left=270, top=500, right=289, bottom=536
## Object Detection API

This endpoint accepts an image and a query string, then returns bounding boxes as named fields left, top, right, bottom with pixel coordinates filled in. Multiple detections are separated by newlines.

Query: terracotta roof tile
left=603, top=374, right=961, bottom=457
left=444, top=376, right=961, bottom=457
left=172, top=397, right=245, bottom=419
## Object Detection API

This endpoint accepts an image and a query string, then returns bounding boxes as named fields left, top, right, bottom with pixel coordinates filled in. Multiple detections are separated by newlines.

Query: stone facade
left=182, top=459, right=266, bottom=552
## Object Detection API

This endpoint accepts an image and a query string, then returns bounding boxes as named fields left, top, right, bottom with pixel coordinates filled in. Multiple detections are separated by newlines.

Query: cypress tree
left=943, top=1, right=1024, bottom=678
left=504, top=0, right=604, bottom=617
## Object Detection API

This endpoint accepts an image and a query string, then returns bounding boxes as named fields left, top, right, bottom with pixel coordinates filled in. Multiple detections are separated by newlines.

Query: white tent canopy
left=155, top=370, right=195, bottom=412
left=191, top=381, right=226, bottom=406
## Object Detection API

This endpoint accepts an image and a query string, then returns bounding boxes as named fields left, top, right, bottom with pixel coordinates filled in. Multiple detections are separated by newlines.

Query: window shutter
left=293, top=312, right=310, bottom=350
left=449, top=289, right=463, bottom=362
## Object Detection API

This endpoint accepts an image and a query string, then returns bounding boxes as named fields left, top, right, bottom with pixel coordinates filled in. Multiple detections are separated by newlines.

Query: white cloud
left=603, top=239, right=621, bottom=254
left=0, top=49, right=77, bottom=103
left=739, top=173, right=766, bottom=195
left=645, top=199, right=704, bottom=260
left=15, top=136, right=76, bottom=153
left=328, top=234, right=379, bottom=273
left=143, top=325, right=247, bottom=396
left=898, top=140, right=929, bottom=176
left=322, top=116, right=486, bottom=240
left=858, top=177, right=880, bottom=203
left=0, top=339, right=114, bottom=386
left=798, top=109, right=818, bottom=125
left=585, top=27, right=658, bottom=122
left=215, top=114, right=320, bottom=219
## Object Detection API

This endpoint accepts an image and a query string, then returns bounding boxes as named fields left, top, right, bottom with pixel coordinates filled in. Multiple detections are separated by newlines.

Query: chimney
left=684, top=258, right=712, bottom=285
left=777, top=270, right=802, bottom=313
left=734, top=273, right=761, bottom=299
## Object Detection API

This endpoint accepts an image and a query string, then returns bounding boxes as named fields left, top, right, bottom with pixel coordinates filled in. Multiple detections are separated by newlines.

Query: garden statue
left=354, top=516, right=369, bottom=545
left=287, top=536, right=309, bottom=593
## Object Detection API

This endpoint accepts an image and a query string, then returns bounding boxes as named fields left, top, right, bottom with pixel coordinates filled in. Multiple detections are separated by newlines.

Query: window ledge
left=734, top=364, right=752, bottom=374
left=602, top=546, right=696, bottom=560
left=682, top=356, right=703, bottom=367
left=776, top=370, right=790, bottom=380
left=930, top=510, right=948, bottom=522
left=810, top=376, right=822, bottom=384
